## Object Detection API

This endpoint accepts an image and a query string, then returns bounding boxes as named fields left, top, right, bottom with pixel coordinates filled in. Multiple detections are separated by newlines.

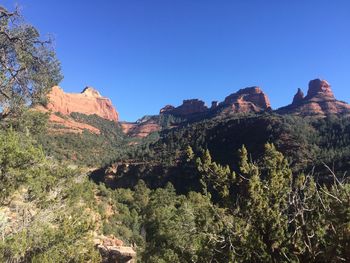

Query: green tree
left=0, top=6, right=62, bottom=116
left=197, top=149, right=236, bottom=201
left=0, top=128, right=45, bottom=203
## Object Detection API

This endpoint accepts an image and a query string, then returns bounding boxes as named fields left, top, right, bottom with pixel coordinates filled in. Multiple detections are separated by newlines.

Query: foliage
left=97, top=144, right=350, bottom=262
left=0, top=129, right=101, bottom=262
left=4, top=109, right=49, bottom=135
left=0, top=6, right=62, bottom=115
left=37, top=113, right=134, bottom=167
left=109, top=114, right=350, bottom=193
left=0, top=128, right=45, bottom=202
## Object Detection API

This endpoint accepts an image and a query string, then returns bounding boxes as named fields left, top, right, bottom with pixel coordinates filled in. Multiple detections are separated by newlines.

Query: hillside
left=35, top=78, right=350, bottom=170
left=1, top=3, right=350, bottom=262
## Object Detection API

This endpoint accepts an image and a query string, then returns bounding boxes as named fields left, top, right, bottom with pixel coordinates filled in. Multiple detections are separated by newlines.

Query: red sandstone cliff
left=36, top=86, right=119, bottom=134
left=277, top=79, right=350, bottom=116
left=121, top=116, right=161, bottom=138
left=47, top=86, right=119, bottom=122
left=159, top=87, right=271, bottom=119
left=218, top=86, right=271, bottom=114
left=160, top=99, right=208, bottom=116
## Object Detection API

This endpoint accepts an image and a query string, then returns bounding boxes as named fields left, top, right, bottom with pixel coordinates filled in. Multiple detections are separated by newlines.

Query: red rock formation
left=35, top=105, right=101, bottom=134
left=277, top=79, right=350, bottom=116
left=49, top=113, right=101, bottom=134
left=47, top=86, right=119, bottom=122
left=160, top=105, right=175, bottom=114
left=121, top=119, right=161, bottom=138
left=211, top=101, right=218, bottom=109
left=305, top=79, right=334, bottom=100
left=292, top=88, right=304, bottom=105
left=161, top=99, right=208, bottom=116
left=159, top=87, right=270, bottom=120
left=220, top=87, right=271, bottom=113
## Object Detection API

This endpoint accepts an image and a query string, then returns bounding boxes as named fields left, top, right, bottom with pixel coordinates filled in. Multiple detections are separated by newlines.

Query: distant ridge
left=40, top=79, right=350, bottom=137
left=276, top=79, right=350, bottom=116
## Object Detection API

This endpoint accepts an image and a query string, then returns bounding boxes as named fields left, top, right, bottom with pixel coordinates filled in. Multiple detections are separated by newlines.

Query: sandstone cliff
left=219, top=86, right=271, bottom=113
left=277, top=79, right=350, bottom=116
left=121, top=116, right=161, bottom=138
left=159, top=87, right=271, bottom=119
left=47, top=86, right=119, bottom=122
left=38, top=86, right=119, bottom=134
left=160, top=99, right=208, bottom=116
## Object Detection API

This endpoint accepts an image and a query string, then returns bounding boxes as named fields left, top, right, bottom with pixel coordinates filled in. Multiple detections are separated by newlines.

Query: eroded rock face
left=121, top=121, right=160, bottom=138
left=161, top=99, right=208, bottom=116
left=305, top=79, right=334, bottom=100
left=211, top=101, right=218, bottom=109
left=158, top=87, right=271, bottom=120
left=277, top=79, right=350, bottom=116
left=220, top=87, right=271, bottom=113
left=94, top=234, right=136, bottom=263
left=35, top=105, right=101, bottom=134
left=292, top=88, right=304, bottom=105
left=160, top=105, right=175, bottom=114
left=47, top=86, right=119, bottom=122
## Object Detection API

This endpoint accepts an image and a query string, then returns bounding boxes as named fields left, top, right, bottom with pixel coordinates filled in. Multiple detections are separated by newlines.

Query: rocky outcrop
left=292, top=88, right=304, bottom=105
left=219, top=87, right=271, bottom=113
left=159, top=87, right=271, bottom=120
left=94, top=235, right=136, bottom=263
left=121, top=116, right=161, bottom=138
left=160, top=99, right=208, bottom=116
left=211, top=101, right=218, bottom=109
left=305, top=79, right=334, bottom=100
left=160, top=105, right=175, bottom=114
left=121, top=121, right=160, bottom=138
left=35, top=86, right=119, bottom=134
left=277, top=79, right=350, bottom=116
left=47, top=86, right=119, bottom=122
left=49, top=112, right=101, bottom=134
left=35, top=105, right=101, bottom=134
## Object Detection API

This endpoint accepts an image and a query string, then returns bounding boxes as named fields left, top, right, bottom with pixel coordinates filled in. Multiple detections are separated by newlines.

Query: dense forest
left=0, top=6, right=349, bottom=263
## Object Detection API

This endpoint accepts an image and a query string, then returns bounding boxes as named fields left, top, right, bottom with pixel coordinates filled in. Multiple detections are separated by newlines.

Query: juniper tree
left=0, top=6, right=62, bottom=116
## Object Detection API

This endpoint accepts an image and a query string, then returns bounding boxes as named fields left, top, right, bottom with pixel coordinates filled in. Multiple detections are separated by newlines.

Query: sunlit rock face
left=220, top=86, right=271, bottom=113
left=47, top=86, right=119, bottom=122
left=305, top=79, right=334, bottom=100
left=277, top=79, right=350, bottom=116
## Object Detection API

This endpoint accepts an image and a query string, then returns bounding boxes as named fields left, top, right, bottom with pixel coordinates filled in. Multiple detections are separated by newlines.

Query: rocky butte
left=277, top=79, right=350, bottom=116
left=219, top=86, right=271, bottom=113
left=47, top=86, right=119, bottom=122
left=40, top=78, right=350, bottom=137
left=159, top=87, right=271, bottom=118
left=37, top=86, right=119, bottom=134
left=160, top=99, right=208, bottom=116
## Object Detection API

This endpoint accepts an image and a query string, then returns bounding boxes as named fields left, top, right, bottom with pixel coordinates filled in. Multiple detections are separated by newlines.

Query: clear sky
left=2, top=0, right=350, bottom=121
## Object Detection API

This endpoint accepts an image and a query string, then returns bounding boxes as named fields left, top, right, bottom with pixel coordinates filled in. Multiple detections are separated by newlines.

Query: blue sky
left=2, top=0, right=350, bottom=121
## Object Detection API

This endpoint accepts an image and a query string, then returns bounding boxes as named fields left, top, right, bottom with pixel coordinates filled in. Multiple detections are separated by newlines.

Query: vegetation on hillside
left=0, top=129, right=101, bottom=262
left=37, top=113, right=131, bottom=167
left=0, top=5, right=349, bottom=263
left=100, top=113, right=350, bottom=193
left=97, top=145, right=350, bottom=262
